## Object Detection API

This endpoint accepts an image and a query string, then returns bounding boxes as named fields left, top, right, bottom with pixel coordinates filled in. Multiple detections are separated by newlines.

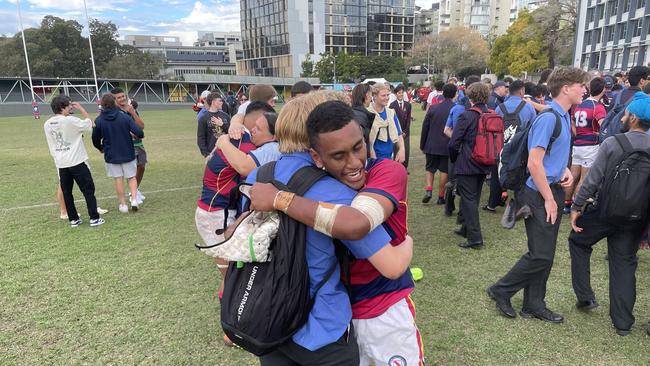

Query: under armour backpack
left=220, top=162, right=335, bottom=356
left=599, top=92, right=634, bottom=143
left=498, top=100, right=526, bottom=144
left=499, top=108, right=562, bottom=191
left=470, top=108, right=504, bottom=166
left=598, top=134, right=650, bottom=222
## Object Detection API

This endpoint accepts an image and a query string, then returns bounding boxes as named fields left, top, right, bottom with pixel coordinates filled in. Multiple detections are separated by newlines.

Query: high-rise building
left=437, top=0, right=512, bottom=38
left=238, top=0, right=415, bottom=77
left=366, top=0, right=416, bottom=55
left=415, top=2, right=440, bottom=39
left=574, top=0, right=650, bottom=71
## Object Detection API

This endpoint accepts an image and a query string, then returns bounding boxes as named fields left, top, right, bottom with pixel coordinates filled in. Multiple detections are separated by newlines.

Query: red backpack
left=470, top=108, right=504, bottom=166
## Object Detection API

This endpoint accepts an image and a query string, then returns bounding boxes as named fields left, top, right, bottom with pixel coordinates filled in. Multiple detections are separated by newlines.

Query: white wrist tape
left=351, top=195, right=385, bottom=231
left=314, top=202, right=342, bottom=237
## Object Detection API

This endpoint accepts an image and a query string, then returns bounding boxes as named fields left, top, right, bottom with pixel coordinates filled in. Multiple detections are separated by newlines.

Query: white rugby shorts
left=195, top=207, right=235, bottom=258
left=572, top=145, right=599, bottom=168
left=353, top=296, right=424, bottom=366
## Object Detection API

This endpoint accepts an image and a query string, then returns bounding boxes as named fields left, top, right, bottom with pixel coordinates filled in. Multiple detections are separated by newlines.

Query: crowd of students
left=420, top=66, right=650, bottom=337
left=43, top=64, right=650, bottom=364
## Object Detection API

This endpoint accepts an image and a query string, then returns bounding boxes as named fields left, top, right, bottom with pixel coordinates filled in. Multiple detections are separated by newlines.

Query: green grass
left=0, top=105, right=648, bottom=365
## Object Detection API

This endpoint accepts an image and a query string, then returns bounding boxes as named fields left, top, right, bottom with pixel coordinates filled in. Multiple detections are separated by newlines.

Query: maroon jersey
left=573, top=99, right=606, bottom=146
left=349, top=158, right=414, bottom=319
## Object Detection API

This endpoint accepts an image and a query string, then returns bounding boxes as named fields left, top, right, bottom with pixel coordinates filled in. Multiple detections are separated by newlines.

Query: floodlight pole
left=16, top=0, right=35, bottom=103
left=83, top=0, right=100, bottom=102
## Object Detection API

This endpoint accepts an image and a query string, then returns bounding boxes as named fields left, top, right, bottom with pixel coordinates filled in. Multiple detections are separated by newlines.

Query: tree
left=312, top=52, right=406, bottom=83
left=530, top=0, right=577, bottom=68
left=0, top=15, right=162, bottom=79
left=89, top=19, right=120, bottom=69
left=488, top=10, right=547, bottom=77
left=407, top=27, right=489, bottom=78
left=301, top=54, right=314, bottom=77
left=489, top=1, right=577, bottom=76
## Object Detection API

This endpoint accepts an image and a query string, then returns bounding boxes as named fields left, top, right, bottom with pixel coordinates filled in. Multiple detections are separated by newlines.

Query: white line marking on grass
left=1, top=186, right=201, bottom=212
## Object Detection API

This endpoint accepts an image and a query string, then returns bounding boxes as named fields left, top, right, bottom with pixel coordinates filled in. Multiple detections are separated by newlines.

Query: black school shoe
left=486, top=286, right=516, bottom=318
left=519, top=308, right=564, bottom=323
left=576, top=299, right=599, bottom=311
left=422, top=192, right=432, bottom=203
left=482, top=205, right=497, bottom=212
left=436, top=197, right=446, bottom=205
left=458, top=241, right=483, bottom=249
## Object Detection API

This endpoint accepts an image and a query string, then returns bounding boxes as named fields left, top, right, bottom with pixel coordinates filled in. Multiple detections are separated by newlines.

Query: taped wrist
left=351, top=195, right=385, bottom=231
left=314, top=202, right=342, bottom=237
left=273, top=191, right=295, bottom=214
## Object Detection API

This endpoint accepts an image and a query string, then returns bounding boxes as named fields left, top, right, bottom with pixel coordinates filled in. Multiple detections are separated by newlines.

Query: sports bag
left=599, top=92, right=634, bottom=143
left=499, top=108, right=562, bottom=191
left=220, top=161, right=336, bottom=356
left=599, top=134, right=650, bottom=222
left=470, top=108, right=504, bottom=166
left=194, top=184, right=279, bottom=262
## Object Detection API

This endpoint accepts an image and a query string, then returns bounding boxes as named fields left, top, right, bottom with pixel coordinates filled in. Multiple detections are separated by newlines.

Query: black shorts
left=425, top=154, right=448, bottom=173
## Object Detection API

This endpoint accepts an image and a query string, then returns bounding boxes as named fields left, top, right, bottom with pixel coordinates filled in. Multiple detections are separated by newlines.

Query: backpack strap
left=286, top=165, right=328, bottom=195
left=256, top=161, right=277, bottom=184
left=614, top=134, right=634, bottom=154
left=513, top=100, right=526, bottom=115
left=537, top=108, right=563, bottom=154
left=613, top=91, right=624, bottom=109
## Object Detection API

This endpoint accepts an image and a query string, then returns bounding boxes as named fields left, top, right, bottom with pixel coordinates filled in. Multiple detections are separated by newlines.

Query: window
left=610, top=0, right=619, bottom=15
left=639, top=0, right=647, bottom=9
left=597, top=4, right=605, bottom=19
left=593, top=52, right=600, bottom=69
left=615, top=50, right=623, bottom=68
left=633, top=18, right=643, bottom=37
left=620, top=23, right=627, bottom=40
left=607, top=25, right=615, bottom=41
left=631, top=49, right=639, bottom=65
left=623, top=0, right=630, bottom=13
left=594, top=28, right=602, bottom=43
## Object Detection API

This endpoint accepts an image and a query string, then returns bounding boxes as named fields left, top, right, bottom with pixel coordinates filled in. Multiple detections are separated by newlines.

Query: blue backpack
left=599, top=92, right=633, bottom=143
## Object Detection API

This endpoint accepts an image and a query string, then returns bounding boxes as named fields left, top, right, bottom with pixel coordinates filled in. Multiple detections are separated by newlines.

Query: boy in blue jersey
left=488, top=67, right=589, bottom=323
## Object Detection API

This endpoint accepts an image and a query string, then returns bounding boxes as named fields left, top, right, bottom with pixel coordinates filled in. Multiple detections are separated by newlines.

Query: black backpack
left=225, top=95, right=240, bottom=117
left=599, top=92, right=634, bottom=143
left=498, top=101, right=526, bottom=144
left=499, top=108, right=562, bottom=191
left=598, top=134, right=650, bottom=222
left=220, top=161, right=338, bottom=356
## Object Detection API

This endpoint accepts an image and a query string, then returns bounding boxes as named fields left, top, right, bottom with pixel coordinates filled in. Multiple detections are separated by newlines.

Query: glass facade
left=240, top=0, right=416, bottom=76
left=367, top=0, right=415, bottom=56
left=325, top=0, right=368, bottom=54
left=240, top=0, right=292, bottom=76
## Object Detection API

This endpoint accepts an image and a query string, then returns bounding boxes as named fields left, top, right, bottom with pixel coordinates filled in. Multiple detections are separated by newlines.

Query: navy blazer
left=389, top=99, right=412, bottom=135
left=420, top=98, right=454, bottom=156
left=448, top=103, right=491, bottom=176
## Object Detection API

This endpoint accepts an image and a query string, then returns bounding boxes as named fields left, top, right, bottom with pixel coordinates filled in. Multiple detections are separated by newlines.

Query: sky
left=0, top=0, right=438, bottom=46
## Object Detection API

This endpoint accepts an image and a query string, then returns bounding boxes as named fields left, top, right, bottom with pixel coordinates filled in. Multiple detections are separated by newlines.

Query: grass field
left=1, top=104, right=649, bottom=365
